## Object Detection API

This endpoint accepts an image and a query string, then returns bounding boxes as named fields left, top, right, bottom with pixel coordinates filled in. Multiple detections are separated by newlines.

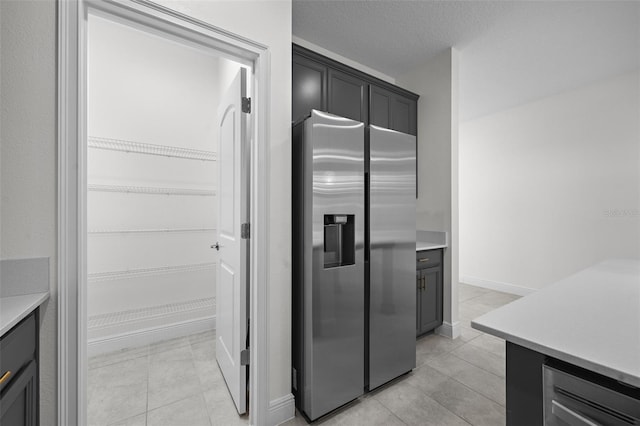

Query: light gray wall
left=1, top=0, right=292, bottom=421
left=460, top=70, right=640, bottom=292
left=0, top=0, right=57, bottom=421
left=398, top=49, right=460, bottom=336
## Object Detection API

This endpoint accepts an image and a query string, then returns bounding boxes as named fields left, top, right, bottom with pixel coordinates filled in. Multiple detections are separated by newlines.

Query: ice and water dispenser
left=323, top=214, right=355, bottom=268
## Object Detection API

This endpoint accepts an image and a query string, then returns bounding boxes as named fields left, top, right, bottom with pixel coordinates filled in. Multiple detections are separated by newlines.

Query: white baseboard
left=460, top=275, right=536, bottom=296
left=87, top=316, right=215, bottom=356
left=268, top=393, right=295, bottom=426
left=436, top=320, right=461, bottom=339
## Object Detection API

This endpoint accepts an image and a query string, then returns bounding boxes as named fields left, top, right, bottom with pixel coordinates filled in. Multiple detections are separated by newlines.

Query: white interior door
left=216, top=67, right=249, bottom=415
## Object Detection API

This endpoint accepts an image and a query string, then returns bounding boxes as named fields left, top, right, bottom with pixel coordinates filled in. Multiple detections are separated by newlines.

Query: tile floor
left=284, top=283, right=520, bottom=426
left=88, top=283, right=519, bottom=426
left=87, top=330, right=248, bottom=426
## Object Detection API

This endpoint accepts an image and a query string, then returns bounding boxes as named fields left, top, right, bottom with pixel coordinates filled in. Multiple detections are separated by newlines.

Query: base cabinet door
left=416, top=249, right=443, bottom=336
left=0, top=360, right=37, bottom=426
left=418, top=267, right=442, bottom=334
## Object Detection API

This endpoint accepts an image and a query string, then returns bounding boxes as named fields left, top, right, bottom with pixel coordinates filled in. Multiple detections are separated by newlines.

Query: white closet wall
left=87, top=15, right=240, bottom=353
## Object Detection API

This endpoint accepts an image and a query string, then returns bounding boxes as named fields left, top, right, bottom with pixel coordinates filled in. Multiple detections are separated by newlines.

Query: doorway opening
left=85, top=13, right=249, bottom=424
left=56, top=0, right=274, bottom=420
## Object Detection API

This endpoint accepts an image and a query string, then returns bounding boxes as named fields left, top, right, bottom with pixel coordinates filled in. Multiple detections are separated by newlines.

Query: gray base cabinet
left=416, top=249, right=443, bottom=336
left=0, top=311, right=39, bottom=426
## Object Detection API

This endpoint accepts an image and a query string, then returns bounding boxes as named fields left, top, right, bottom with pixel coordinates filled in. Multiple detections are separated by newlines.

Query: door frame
left=57, top=1, right=271, bottom=425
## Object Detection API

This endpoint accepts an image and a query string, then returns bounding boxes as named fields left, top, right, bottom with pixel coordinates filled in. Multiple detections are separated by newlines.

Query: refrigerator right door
left=369, top=125, right=417, bottom=390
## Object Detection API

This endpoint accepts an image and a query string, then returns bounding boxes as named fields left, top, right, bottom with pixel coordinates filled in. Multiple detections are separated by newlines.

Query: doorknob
left=211, top=242, right=220, bottom=251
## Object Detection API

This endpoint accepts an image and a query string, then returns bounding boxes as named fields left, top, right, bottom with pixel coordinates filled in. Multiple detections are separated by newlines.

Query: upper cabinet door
left=392, top=95, right=417, bottom=136
left=370, top=84, right=417, bottom=136
left=328, top=69, right=367, bottom=124
left=369, top=85, right=392, bottom=129
left=293, top=45, right=418, bottom=134
left=292, top=55, right=327, bottom=124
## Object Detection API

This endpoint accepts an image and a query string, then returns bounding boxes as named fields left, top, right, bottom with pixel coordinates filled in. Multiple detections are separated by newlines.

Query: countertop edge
left=1, top=292, right=50, bottom=337
left=471, top=320, right=640, bottom=388
left=416, top=243, right=447, bottom=251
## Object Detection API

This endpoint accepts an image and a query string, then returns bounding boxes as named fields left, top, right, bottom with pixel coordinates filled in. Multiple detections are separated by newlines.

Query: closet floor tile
left=106, top=413, right=147, bottom=426
left=147, top=394, right=212, bottom=426
left=87, top=357, right=148, bottom=426
left=147, top=347, right=202, bottom=410
left=88, top=329, right=239, bottom=426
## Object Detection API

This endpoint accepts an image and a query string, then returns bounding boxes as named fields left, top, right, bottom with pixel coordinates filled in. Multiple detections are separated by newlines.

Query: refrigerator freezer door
left=301, top=110, right=366, bottom=420
left=368, top=125, right=417, bottom=390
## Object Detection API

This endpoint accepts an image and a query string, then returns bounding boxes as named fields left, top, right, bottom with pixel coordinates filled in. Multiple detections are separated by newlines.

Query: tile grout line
left=448, top=374, right=506, bottom=409
left=188, top=334, right=214, bottom=426
left=450, top=344, right=505, bottom=378
left=377, top=379, right=473, bottom=426
left=432, top=382, right=503, bottom=426
left=383, top=401, right=410, bottom=425
left=404, top=365, right=504, bottom=423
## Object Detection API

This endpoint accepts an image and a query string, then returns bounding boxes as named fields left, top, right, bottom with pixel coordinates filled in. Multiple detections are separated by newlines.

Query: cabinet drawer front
left=416, top=249, right=442, bottom=269
left=0, top=313, right=36, bottom=392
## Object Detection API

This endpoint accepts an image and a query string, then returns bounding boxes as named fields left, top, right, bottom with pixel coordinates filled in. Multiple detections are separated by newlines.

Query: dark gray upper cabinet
left=370, top=85, right=417, bottom=135
left=292, top=54, right=327, bottom=124
left=369, top=85, right=392, bottom=129
left=392, top=94, right=417, bottom=135
left=292, top=44, right=418, bottom=135
left=328, top=69, right=367, bottom=124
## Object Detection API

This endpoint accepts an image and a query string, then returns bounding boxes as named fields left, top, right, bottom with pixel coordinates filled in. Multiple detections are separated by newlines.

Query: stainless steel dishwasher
left=543, top=364, right=640, bottom=425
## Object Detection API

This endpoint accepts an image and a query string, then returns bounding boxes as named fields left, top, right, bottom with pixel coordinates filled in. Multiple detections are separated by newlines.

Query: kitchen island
left=472, top=259, right=640, bottom=424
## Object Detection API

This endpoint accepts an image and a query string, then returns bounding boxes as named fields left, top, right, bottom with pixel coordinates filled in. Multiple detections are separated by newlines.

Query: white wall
left=398, top=49, right=460, bottom=337
left=153, top=0, right=293, bottom=409
left=1, top=0, right=291, bottom=422
left=292, top=35, right=396, bottom=84
left=460, top=71, right=640, bottom=292
left=0, top=0, right=57, bottom=421
left=87, top=15, right=229, bottom=345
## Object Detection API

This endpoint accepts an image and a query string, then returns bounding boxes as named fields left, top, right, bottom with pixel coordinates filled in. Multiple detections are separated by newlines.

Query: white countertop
left=416, top=242, right=447, bottom=251
left=1, top=292, right=49, bottom=336
left=472, top=259, right=640, bottom=387
left=416, top=230, right=447, bottom=251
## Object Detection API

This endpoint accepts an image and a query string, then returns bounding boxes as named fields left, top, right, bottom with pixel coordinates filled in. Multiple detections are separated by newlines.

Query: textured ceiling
left=292, top=1, right=640, bottom=121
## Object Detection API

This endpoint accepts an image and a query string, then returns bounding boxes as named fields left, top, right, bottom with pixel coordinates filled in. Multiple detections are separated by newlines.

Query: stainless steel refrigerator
left=292, top=110, right=416, bottom=421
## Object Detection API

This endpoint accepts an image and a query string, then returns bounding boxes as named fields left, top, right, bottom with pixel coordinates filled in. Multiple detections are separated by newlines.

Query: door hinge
left=242, top=97, right=251, bottom=113
left=241, top=223, right=250, bottom=239
left=241, top=349, right=250, bottom=366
